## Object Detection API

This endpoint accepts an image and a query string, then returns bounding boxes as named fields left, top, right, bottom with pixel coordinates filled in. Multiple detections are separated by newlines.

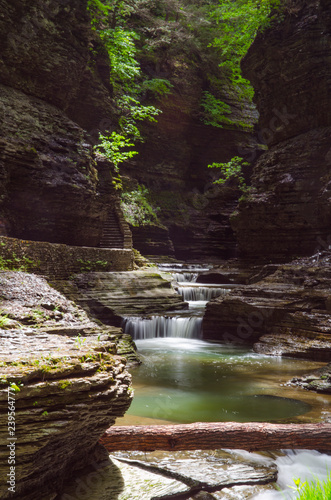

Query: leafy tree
left=210, top=0, right=282, bottom=98
left=120, top=185, right=160, bottom=226
left=88, top=0, right=167, bottom=183
left=95, top=132, right=138, bottom=173
left=201, top=91, right=231, bottom=128
left=208, top=156, right=250, bottom=194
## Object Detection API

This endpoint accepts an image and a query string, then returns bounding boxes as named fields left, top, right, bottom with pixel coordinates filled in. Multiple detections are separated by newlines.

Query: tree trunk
left=100, top=422, right=331, bottom=452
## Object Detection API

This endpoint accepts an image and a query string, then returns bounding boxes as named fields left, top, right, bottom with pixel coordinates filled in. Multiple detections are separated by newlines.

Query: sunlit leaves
left=210, top=0, right=282, bottom=98
left=95, top=132, right=138, bottom=173
left=208, top=156, right=250, bottom=193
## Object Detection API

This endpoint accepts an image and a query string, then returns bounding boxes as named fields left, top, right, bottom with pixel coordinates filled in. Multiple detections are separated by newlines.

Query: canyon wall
left=0, top=0, right=129, bottom=248
left=118, top=3, right=259, bottom=259
left=0, top=271, right=136, bottom=499
left=203, top=0, right=331, bottom=358
left=232, top=0, right=331, bottom=261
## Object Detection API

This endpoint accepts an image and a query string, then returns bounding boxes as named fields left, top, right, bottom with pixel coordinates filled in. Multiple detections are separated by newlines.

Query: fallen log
left=100, top=422, right=331, bottom=452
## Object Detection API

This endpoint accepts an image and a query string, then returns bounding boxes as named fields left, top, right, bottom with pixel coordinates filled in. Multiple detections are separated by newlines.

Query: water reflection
left=127, top=338, right=330, bottom=424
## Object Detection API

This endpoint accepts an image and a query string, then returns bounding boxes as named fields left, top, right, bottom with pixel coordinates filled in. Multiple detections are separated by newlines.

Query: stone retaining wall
left=0, top=237, right=133, bottom=278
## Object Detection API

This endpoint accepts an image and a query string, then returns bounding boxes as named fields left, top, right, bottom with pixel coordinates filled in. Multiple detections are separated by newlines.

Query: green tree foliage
left=95, top=132, right=138, bottom=173
left=210, top=0, right=282, bottom=98
left=201, top=91, right=231, bottom=128
left=120, top=185, right=160, bottom=227
left=87, top=0, right=168, bottom=180
left=208, top=156, right=250, bottom=194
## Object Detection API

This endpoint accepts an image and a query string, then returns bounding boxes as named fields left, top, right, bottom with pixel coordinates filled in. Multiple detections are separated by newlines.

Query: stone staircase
left=100, top=210, right=124, bottom=249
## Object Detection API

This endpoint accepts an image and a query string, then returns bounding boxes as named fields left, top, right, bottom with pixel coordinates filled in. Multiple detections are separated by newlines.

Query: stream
left=118, top=263, right=331, bottom=498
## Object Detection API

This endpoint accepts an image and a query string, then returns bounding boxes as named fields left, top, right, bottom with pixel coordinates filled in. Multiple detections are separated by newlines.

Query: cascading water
left=176, top=284, right=231, bottom=301
left=123, top=315, right=203, bottom=340
left=122, top=263, right=217, bottom=340
left=157, top=263, right=211, bottom=273
left=121, top=262, right=331, bottom=498
left=171, top=272, right=198, bottom=283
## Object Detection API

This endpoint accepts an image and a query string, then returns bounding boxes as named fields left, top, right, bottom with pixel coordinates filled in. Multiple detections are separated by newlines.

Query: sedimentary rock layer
left=0, top=0, right=129, bottom=248
left=58, top=270, right=187, bottom=327
left=203, top=254, right=331, bottom=361
left=234, top=0, right=331, bottom=261
left=0, top=271, right=135, bottom=499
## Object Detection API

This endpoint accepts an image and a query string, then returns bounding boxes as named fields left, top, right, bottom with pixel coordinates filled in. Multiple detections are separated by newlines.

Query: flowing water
left=122, top=263, right=331, bottom=424
left=120, top=262, right=331, bottom=498
left=254, top=450, right=331, bottom=500
left=176, top=283, right=232, bottom=301
left=125, top=337, right=330, bottom=424
left=123, top=316, right=203, bottom=339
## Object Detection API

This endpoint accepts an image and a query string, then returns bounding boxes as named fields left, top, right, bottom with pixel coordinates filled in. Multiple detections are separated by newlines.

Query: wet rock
left=58, top=456, right=190, bottom=500
left=191, top=493, right=217, bottom=500
left=109, top=449, right=277, bottom=500
left=0, top=270, right=136, bottom=499
left=203, top=254, right=331, bottom=362
left=59, top=270, right=188, bottom=327
left=289, top=362, right=331, bottom=394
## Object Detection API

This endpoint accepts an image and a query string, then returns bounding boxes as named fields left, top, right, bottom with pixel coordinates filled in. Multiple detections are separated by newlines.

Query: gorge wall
left=232, top=0, right=331, bottom=262
left=203, top=0, right=331, bottom=360
left=118, top=1, right=260, bottom=259
left=0, top=0, right=130, bottom=248
left=0, top=2, right=136, bottom=498
left=0, top=271, right=135, bottom=500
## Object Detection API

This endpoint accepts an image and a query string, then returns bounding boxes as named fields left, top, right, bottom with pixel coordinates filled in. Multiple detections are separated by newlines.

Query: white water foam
left=254, top=450, right=331, bottom=499
left=177, top=285, right=231, bottom=301
left=123, top=316, right=203, bottom=340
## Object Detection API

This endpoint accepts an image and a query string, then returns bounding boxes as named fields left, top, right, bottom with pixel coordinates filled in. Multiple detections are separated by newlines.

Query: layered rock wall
left=0, top=0, right=130, bottom=249
left=120, top=5, right=259, bottom=259
left=203, top=253, right=331, bottom=361
left=233, top=0, right=331, bottom=261
left=57, top=270, right=187, bottom=327
left=0, top=271, right=135, bottom=499
left=0, top=236, right=133, bottom=278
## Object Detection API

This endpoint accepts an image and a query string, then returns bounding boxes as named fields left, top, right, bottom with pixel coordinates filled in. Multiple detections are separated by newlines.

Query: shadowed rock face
left=233, top=0, right=331, bottom=261
left=0, top=0, right=129, bottom=248
left=203, top=253, right=331, bottom=361
left=0, top=0, right=113, bottom=129
left=120, top=25, right=260, bottom=259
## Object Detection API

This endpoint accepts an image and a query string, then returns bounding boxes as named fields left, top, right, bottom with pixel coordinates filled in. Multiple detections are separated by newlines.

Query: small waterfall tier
left=157, top=262, right=213, bottom=284
left=172, top=272, right=198, bottom=283
left=176, top=283, right=237, bottom=302
left=123, top=315, right=202, bottom=340
left=157, top=263, right=211, bottom=272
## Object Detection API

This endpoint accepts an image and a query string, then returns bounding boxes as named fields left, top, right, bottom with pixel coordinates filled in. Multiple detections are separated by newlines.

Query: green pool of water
left=127, top=338, right=317, bottom=424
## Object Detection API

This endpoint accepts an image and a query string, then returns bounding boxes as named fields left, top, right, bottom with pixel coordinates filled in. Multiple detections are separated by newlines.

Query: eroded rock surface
left=56, top=270, right=187, bottom=327
left=0, top=271, right=135, bottom=500
left=290, top=362, right=331, bottom=394
left=203, top=254, right=331, bottom=362
left=0, top=0, right=129, bottom=248
left=233, top=0, right=331, bottom=261
left=59, top=449, right=277, bottom=500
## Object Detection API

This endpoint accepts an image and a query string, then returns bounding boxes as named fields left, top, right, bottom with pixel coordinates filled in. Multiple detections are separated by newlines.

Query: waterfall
left=177, top=285, right=231, bottom=301
left=172, top=272, right=198, bottom=283
left=157, top=263, right=211, bottom=272
left=123, top=316, right=202, bottom=340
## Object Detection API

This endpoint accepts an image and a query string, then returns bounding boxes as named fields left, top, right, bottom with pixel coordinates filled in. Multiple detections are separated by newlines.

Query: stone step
left=100, top=210, right=124, bottom=249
